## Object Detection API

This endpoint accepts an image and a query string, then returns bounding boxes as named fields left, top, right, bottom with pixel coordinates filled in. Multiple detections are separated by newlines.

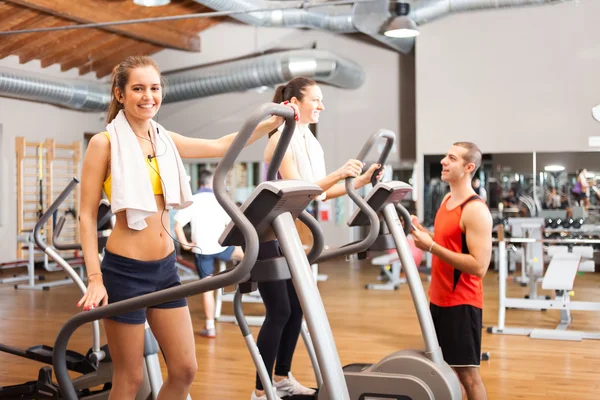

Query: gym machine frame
left=51, top=103, right=295, bottom=400
left=488, top=225, right=600, bottom=341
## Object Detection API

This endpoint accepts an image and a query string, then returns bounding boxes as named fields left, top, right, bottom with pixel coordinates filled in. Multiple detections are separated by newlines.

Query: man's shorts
left=194, top=246, right=235, bottom=279
left=430, top=303, right=483, bottom=367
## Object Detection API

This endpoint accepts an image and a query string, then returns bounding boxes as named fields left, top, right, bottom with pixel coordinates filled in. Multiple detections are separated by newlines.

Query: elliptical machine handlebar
left=34, top=177, right=79, bottom=251
left=34, top=177, right=104, bottom=367
left=261, top=105, right=327, bottom=265
left=355, top=129, right=395, bottom=186
left=265, top=105, right=296, bottom=182
left=315, top=129, right=399, bottom=262
left=52, top=103, right=290, bottom=400
left=213, top=102, right=295, bottom=282
left=298, top=211, right=325, bottom=265
left=395, top=203, right=414, bottom=237
left=52, top=205, right=82, bottom=251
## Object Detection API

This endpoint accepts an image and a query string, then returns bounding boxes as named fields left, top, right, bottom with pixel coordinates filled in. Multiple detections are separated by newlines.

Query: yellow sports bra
left=101, top=131, right=163, bottom=201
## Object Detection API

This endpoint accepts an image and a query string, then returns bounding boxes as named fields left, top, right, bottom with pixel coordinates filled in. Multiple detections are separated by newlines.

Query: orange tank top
left=428, top=194, right=485, bottom=309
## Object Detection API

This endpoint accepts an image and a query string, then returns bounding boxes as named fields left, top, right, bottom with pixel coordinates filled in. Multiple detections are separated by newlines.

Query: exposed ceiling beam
left=38, top=32, right=116, bottom=69
left=0, top=17, right=67, bottom=60
left=89, top=42, right=162, bottom=78
left=0, top=13, right=50, bottom=58
left=17, top=27, right=75, bottom=64
left=58, top=34, right=125, bottom=73
left=71, top=37, right=144, bottom=75
left=3, top=0, right=201, bottom=52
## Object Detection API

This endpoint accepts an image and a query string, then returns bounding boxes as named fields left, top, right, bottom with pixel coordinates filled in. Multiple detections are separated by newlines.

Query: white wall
left=415, top=0, right=600, bottom=219
left=152, top=22, right=402, bottom=246
left=0, top=56, right=104, bottom=262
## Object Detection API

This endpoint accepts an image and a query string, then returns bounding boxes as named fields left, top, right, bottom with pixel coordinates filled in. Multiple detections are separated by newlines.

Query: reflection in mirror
left=422, top=152, right=600, bottom=226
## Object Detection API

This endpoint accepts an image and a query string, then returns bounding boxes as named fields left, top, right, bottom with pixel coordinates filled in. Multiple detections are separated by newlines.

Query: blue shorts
left=194, top=246, right=235, bottom=279
left=101, top=249, right=188, bottom=325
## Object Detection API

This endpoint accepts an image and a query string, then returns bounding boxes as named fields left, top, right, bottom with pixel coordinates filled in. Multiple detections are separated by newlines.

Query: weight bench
left=489, top=231, right=600, bottom=341
left=367, top=252, right=406, bottom=290
left=547, top=246, right=595, bottom=272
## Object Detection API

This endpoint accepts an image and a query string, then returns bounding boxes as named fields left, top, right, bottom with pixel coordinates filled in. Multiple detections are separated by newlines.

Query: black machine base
left=0, top=343, right=97, bottom=375
left=0, top=366, right=59, bottom=399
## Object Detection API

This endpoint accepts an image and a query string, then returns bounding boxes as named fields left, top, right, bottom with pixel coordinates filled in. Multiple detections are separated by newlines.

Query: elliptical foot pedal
left=26, top=345, right=96, bottom=374
left=342, top=363, right=373, bottom=373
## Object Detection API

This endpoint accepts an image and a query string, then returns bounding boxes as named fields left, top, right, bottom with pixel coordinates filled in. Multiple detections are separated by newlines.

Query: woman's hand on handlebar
left=77, top=276, right=108, bottom=311
left=271, top=101, right=300, bottom=126
left=336, top=159, right=365, bottom=180
left=355, top=163, right=384, bottom=188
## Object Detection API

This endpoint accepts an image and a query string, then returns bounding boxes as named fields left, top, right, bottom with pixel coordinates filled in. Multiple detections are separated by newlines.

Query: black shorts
left=101, top=249, right=188, bottom=325
left=430, top=303, right=482, bottom=367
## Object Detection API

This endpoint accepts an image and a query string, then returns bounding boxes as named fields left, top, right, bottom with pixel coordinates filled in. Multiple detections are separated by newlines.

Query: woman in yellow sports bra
left=77, top=55, right=298, bottom=400
left=100, top=130, right=164, bottom=199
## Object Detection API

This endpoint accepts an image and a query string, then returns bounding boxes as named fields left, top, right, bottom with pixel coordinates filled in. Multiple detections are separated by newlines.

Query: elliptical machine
left=328, top=130, right=462, bottom=399
left=224, top=115, right=385, bottom=400
left=51, top=103, right=298, bottom=400
left=236, top=128, right=462, bottom=400
left=0, top=179, right=166, bottom=399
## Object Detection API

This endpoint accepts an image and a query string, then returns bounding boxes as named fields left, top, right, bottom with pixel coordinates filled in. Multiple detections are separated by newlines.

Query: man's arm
left=174, top=221, right=194, bottom=251
left=430, top=202, right=492, bottom=278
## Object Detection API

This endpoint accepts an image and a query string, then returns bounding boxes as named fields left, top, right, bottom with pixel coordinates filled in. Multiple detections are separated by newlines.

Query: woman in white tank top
left=249, top=77, right=383, bottom=400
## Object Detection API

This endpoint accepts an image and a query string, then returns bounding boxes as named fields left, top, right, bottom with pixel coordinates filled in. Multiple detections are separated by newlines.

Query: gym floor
left=1, top=257, right=599, bottom=399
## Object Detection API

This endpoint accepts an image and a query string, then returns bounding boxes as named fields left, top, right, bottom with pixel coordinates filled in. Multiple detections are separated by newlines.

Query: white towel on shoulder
left=107, top=110, right=193, bottom=231
left=278, top=123, right=327, bottom=200
left=280, top=123, right=327, bottom=182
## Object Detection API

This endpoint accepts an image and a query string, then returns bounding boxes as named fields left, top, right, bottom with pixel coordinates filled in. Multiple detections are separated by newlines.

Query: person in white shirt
left=174, top=169, right=242, bottom=338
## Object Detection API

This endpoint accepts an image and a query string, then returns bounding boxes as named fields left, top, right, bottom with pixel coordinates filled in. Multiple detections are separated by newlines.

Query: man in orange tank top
left=411, top=142, right=492, bottom=400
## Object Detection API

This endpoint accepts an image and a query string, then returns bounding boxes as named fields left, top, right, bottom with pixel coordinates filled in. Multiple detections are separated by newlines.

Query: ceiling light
left=383, top=17, right=420, bottom=38
left=134, top=0, right=171, bottom=6
left=544, top=165, right=565, bottom=172
left=592, top=104, right=600, bottom=122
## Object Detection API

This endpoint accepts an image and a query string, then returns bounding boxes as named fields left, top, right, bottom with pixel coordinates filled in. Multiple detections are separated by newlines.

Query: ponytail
left=106, top=66, right=123, bottom=124
left=272, top=84, right=286, bottom=104
left=268, top=77, right=318, bottom=138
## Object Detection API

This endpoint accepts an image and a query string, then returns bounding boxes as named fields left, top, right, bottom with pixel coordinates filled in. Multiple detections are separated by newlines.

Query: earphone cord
left=147, top=127, right=204, bottom=256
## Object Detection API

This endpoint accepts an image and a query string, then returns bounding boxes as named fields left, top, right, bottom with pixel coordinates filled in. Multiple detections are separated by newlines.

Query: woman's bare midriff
left=105, top=195, right=175, bottom=261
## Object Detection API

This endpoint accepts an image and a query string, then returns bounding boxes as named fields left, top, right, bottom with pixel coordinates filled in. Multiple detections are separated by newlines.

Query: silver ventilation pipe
left=193, top=0, right=415, bottom=53
left=193, top=0, right=357, bottom=32
left=0, top=68, right=110, bottom=111
left=163, top=49, right=364, bottom=103
left=409, top=0, right=571, bottom=25
left=0, top=50, right=364, bottom=111
left=193, top=0, right=568, bottom=54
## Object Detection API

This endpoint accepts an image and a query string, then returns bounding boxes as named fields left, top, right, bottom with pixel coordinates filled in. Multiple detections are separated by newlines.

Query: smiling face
left=114, top=65, right=162, bottom=123
left=293, top=85, right=324, bottom=124
left=440, top=145, right=476, bottom=183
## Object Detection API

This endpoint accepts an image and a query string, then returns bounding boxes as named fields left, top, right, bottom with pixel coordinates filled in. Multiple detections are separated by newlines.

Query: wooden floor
left=1, top=258, right=600, bottom=399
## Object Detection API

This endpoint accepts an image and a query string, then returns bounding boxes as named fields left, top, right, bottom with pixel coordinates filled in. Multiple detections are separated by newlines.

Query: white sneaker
left=250, top=390, right=283, bottom=400
left=274, top=372, right=316, bottom=396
